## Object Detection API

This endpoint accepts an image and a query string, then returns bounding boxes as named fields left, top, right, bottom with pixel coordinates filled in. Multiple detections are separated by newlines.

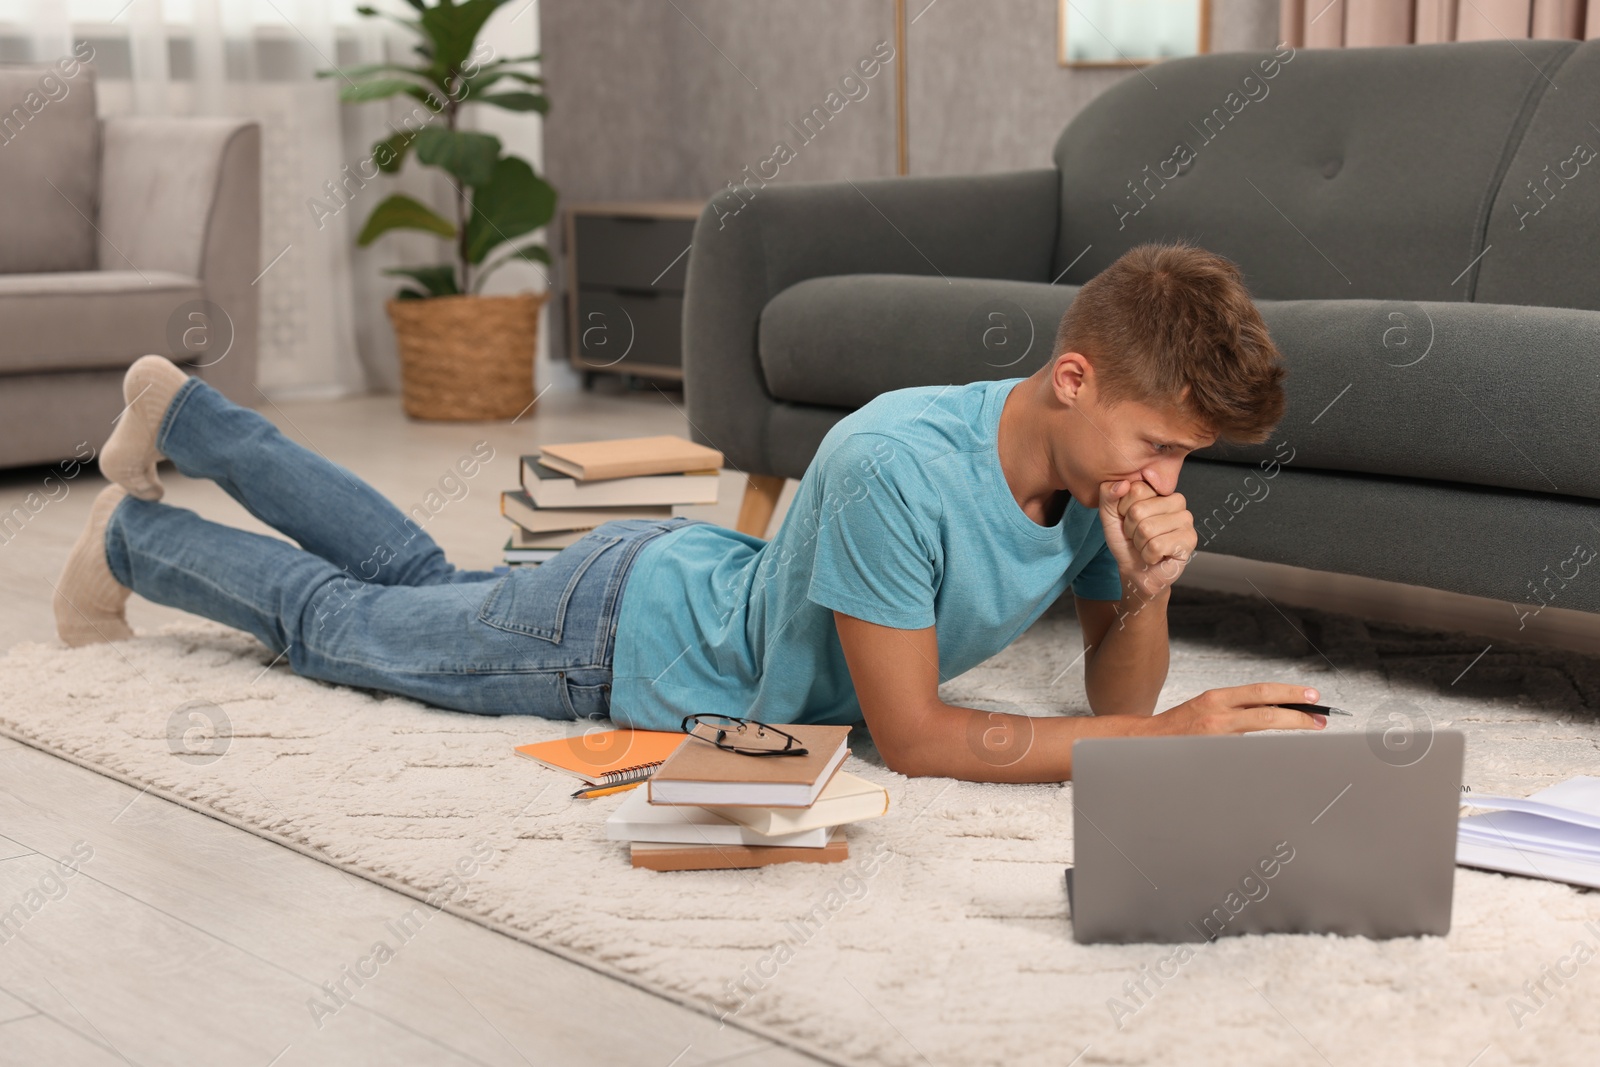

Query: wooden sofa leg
left=735, top=474, right=786, bottom=539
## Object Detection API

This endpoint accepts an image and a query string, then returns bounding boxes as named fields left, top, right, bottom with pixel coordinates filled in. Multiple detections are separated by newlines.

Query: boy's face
left=1047, top=353, right=1218, bottom=507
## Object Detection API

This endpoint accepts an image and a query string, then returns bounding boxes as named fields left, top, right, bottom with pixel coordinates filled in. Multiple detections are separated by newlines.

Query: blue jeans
left=104, top=377, right=695, bottom=718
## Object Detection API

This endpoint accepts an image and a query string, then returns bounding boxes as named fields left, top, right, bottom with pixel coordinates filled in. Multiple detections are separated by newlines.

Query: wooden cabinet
left=563, top=201, right=703, bottom=384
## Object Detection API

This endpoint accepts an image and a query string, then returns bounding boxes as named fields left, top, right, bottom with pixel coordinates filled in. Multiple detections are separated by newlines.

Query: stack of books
left=500, top=435, right=723, bottom=566
left=607, top=724, right=890, bottom=871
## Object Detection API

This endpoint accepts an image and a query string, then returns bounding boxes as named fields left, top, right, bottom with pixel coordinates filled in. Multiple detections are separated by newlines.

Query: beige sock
left=54, top=485, right=134, bottom=647
left=99, top=355, right=190, bottom=501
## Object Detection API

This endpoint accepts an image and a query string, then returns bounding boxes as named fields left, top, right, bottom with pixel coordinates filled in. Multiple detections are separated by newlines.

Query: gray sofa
left=0, top=63, right=259, bottom=469
left=684, top=38, right=1600, bottom=616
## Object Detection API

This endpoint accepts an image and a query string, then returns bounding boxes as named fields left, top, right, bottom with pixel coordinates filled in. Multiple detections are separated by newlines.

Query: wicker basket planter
left=386, top=292, right=546, bottom=421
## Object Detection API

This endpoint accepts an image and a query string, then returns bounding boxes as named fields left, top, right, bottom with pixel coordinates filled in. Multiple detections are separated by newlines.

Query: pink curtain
left=1279, top=0, right=1600, bottom=45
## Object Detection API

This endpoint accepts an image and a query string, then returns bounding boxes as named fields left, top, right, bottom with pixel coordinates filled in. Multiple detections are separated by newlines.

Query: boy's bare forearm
left=887, top=700, right=1156, bottom=783
left=1083, top=587, right=1172, bottom=716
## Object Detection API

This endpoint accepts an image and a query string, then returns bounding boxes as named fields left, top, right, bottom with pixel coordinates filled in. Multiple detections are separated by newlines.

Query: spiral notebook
left=515, top=729, right=686, bottom=787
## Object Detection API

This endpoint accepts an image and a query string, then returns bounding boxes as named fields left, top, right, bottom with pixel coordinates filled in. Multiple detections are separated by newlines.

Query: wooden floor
left=0, top=381, right=813, bottom=1067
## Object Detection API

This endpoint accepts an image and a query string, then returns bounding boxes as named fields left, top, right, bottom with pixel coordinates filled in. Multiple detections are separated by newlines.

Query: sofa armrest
left=99, top=117, right=261, bottom=402
left=683, top=168, right=1060, bottom=476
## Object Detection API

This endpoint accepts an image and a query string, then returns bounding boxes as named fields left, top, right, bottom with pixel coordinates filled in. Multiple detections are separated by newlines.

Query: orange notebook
left=515, top=730, right=686, bottom=787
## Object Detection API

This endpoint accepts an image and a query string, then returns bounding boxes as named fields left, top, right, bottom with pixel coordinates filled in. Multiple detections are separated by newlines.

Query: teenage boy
left=55, top=242, right=1324, bottom=784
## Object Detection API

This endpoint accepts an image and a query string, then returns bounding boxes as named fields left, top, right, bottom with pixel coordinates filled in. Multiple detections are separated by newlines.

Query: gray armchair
left=683, top=38, right=1600, bottom=616
left=0, top=63, right=259, bottom=469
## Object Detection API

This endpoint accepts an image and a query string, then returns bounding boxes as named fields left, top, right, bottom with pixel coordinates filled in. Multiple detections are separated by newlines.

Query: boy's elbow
left=859, top=696, right=950, bottom=778
left=871, top=733, right=943, bottom=778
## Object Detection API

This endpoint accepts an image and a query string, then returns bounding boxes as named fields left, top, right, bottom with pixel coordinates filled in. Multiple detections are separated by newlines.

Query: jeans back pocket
left=477, top=533, right=623, bottom=645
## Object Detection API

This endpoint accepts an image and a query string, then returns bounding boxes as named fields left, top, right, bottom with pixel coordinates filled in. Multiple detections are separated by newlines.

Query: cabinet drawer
left=571, top=214, right=696, bottom=292
left=573, top=288, right=684, bottom=370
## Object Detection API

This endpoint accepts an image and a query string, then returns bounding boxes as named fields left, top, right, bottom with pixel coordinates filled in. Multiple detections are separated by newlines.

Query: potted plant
left=322, top=0, right=555, bottom=420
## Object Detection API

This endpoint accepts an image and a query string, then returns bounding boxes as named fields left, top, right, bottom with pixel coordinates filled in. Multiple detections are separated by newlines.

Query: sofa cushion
left=1476, top=41, right=1600, bottom=312
left=1051, top=39, right=1577, bottom=303
left=760, top=275, right=1600, bottom=502
left=0, top=61, right=100, bottom=273
left=759, top=274, right=1075, bottom=409
left=1178, top=459, right=1600, bottom=615
left=98, top=116, right=246, bottom=277
left=0, top=270, right=206, bottom=374
left=1200, top=298, right=1600, bottom=501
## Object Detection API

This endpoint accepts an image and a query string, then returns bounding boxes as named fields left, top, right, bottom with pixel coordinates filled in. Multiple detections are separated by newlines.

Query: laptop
left=1066, top=730, right=1464, bottom=944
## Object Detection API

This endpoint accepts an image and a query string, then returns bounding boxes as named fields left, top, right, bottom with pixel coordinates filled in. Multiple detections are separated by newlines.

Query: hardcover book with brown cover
left=647, top=724, right=852, bottom=808
left=538, top=435, right=724, bottom=481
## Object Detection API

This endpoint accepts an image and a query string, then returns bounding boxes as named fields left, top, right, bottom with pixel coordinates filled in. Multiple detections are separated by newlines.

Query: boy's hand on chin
left=1098, top=479, right=1198, bottom=601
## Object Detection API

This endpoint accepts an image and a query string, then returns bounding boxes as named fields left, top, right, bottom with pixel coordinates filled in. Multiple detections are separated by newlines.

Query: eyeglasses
left=680, top=715, right=808, bottom=757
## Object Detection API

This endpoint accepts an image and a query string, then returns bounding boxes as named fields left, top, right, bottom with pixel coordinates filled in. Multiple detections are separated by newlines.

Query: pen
left=571, top=780, right=645, bottom=800
left=1276, top=702, right=1351, bottom=716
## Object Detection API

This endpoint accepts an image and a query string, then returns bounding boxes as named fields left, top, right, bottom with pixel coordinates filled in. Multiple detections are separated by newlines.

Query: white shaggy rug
left=2, top=588, right=1599, bottom=1067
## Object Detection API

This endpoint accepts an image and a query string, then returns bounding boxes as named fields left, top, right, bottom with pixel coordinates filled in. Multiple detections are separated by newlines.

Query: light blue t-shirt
left=608, top=378, right=1123, bottom=730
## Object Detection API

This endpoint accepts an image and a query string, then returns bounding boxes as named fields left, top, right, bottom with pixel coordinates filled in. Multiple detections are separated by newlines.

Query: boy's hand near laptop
left=833, top=477, right=1325, bottom=785
left=835, top=612, right=1328, bottom=784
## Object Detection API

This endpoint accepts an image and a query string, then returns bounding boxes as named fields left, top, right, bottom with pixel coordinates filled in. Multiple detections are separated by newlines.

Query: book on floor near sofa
left=500, top=489, right=672, bottom=534
left=503, top=539, right=562, bottom=566
left=508, top=526, right=593, bottom=550
left=538, top=435, right=723, bottom=481
left=520, top=457, right=719, bottom=509
left=647, top=724, right=851, bottom=808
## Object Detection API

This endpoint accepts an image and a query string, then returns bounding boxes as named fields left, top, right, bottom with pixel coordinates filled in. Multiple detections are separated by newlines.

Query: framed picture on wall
left=1058, top=0, right=1210, bottom=67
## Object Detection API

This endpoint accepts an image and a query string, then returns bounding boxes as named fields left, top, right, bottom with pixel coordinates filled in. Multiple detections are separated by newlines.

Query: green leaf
left=508, top=244, right=551, bottom=265
left=414, top=128, right=502, bottom=188
left=370, top=130, right=415, bottom=175
left=477, top=53, right=542, bottom=67
left=461, top=56, right=540, bottom=87
left=472, top=243, right=551, bottom=292
left=384, top=265, right=460, bottom=298
left=339, top=77, right=432, bottom=103
left=420, top=0, right=508, bottom=83
left=478, top=91, right=548, bottom=114
left=356, top=195, right=456, bottom=247
left=463, top=158, right=556, bottom=264
left=463, top=70, right=542, bottom=97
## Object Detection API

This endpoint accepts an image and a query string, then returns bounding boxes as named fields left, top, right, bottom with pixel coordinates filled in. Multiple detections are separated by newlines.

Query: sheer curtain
left=1281, top=0, right=1600, bottom=46
left=15, top=0, right=405, bottom=397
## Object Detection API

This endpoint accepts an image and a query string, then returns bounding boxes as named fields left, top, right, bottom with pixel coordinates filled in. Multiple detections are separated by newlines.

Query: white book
left=605, top=786, right=835, bottom=848
left=500, top=489, right=673, bottom=533
left=702, top=770, right=888, bottom=835
left=1456, top=776, right=1600, bottom=890
left=522, top=458, right=719, bottom=508
left=1456, top=842, right=1600, bottom=891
